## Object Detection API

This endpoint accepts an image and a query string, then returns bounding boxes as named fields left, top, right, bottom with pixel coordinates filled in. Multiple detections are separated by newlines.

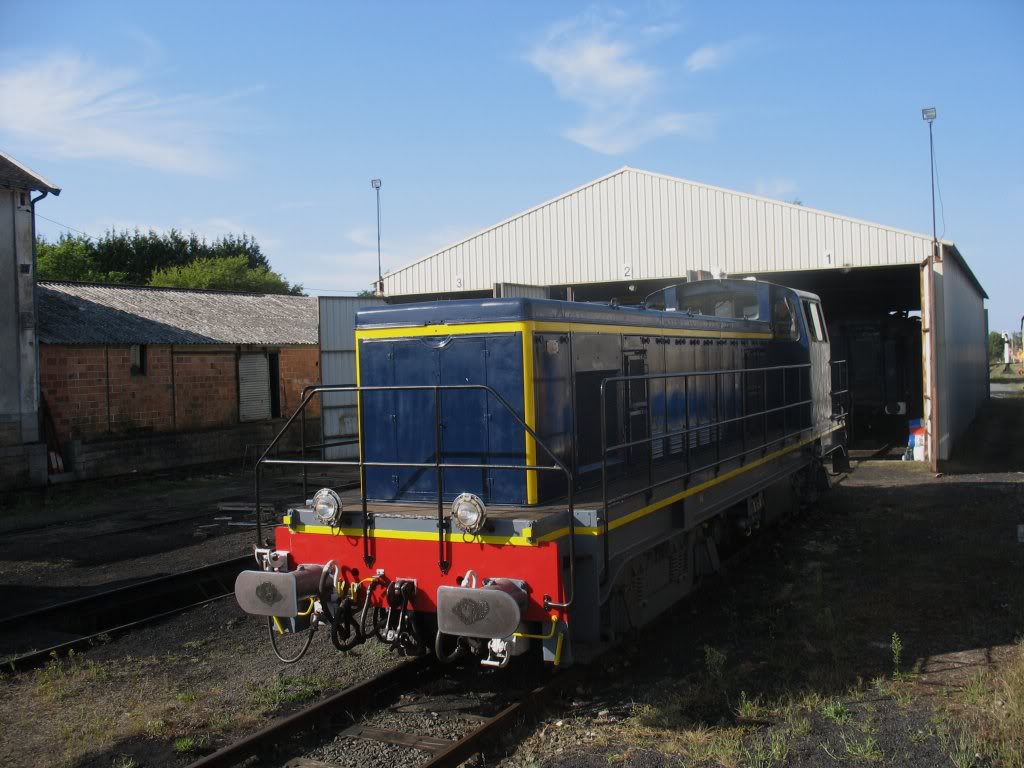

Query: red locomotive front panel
left=274, top=524, right=565, bottom=624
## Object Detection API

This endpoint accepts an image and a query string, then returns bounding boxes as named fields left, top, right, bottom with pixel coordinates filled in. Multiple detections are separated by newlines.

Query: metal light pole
left=922, top=108, right=937, bottom=259
left=371, top=178, right=382, bottom=294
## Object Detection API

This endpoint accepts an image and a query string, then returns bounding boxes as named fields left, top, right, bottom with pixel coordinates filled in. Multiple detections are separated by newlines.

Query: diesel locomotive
left=234, top=278, right=847, bottom=667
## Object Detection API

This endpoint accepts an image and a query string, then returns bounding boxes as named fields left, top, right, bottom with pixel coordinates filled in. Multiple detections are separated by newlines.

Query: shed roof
left=0, top=152, right=61, bottom=195
left=382, top=166, right=986, bottom=300
left=38, top=282, right=318, bottom=345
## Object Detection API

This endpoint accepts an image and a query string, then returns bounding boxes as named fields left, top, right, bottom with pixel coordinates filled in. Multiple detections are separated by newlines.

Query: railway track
left=184, top=655, right=584, bottom=768
left=0, top=554, right=251, bottom=673
left=178, top=506, right=816, bottom=768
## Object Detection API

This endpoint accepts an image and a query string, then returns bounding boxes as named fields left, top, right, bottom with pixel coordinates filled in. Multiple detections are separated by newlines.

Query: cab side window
left=772, top=296, right=800, bottom=341
left=802, top=300, right=828, bottom=342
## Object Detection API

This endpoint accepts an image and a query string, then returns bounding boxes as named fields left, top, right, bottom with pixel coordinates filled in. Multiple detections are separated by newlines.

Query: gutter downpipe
left=29, top=190, right=49, bottom=445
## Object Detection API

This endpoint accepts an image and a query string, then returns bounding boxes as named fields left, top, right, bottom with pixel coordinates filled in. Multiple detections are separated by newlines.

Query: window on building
left=268, top=352, right=282, bottom=418
left=238, top=350, right=282, bottom=422
left=130, top=344, right=147, bottom=376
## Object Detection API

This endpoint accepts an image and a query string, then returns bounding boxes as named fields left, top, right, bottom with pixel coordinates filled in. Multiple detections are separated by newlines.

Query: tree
left=149, top=255, right=302, bottom=295
left=36, top=234, right=128, bottom=283
left=989, top=331, right=1004, bottom=361
left=36, top=228, right=301, bottom=294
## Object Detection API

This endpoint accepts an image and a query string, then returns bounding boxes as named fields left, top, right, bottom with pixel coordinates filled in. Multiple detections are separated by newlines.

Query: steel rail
left=4, top=594, right=233, bottom=673
left=419, top=667, right=585, bottom=768
left=0, top=555, right=251, bottom=672
left=183, top=657, right=437, bottom=768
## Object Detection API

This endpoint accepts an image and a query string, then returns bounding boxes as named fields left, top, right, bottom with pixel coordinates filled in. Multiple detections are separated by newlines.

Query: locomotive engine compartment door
left=622, top=350, right=650, bottom=465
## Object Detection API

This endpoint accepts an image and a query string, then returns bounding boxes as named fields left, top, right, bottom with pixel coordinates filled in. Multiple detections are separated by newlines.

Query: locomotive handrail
left=254, top=383, right=577, bottom=612
left=598, top=361, right=827, bottom=584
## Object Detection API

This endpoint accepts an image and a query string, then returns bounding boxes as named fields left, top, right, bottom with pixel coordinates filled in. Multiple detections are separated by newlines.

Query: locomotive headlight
left=451, top=493, right=487, bottom=534
left=312, top=488, right=342, bottom=525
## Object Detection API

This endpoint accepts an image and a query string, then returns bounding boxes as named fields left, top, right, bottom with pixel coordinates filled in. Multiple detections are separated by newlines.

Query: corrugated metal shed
left=37, top=282, right=318, bottom=345
left=382, top=167, right=947, bottom=296
left=319, top=296, right=385, bottom=459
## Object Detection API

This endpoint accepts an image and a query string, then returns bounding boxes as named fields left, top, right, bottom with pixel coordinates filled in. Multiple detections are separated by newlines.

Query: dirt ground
left=0, top=398, right=1021, bottom=768
left=501, top=396, right=1024, bottom=768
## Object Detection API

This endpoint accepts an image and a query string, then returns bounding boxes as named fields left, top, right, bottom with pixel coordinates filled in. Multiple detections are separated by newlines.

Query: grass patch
left=841, top=731, right=883, bottom=762
left=821, top=697, right=851, bottom=724
left=246, top=673, right=335, bottom=713
left=743, top=730, right=789, bottom=767
left=939, top=640, right=1024, bottom=768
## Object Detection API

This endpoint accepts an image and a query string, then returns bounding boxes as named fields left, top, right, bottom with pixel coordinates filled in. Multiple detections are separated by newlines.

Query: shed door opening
left=239, top=352, right=272, bottom=422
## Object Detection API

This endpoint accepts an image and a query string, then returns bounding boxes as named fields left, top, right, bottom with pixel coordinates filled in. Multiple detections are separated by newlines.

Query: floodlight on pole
left=371, top=179, right=382, bottom=294
left=921, top=108, right=938, bottom=259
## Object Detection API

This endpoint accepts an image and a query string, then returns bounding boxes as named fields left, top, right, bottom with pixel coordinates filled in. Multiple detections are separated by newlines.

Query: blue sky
left=2, top=1, right=1021, bottom=329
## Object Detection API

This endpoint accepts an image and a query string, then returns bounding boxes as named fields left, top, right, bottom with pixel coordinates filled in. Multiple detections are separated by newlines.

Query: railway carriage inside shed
left=235, top=279, right=847, bottom=667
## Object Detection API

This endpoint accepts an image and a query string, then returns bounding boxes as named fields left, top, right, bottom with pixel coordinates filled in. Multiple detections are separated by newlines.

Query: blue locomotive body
left=236, top=279, right=846, bottom=667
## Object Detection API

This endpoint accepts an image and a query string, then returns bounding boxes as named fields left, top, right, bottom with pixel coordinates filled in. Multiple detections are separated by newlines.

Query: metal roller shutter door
left=239, top=353, right=271, bottom=422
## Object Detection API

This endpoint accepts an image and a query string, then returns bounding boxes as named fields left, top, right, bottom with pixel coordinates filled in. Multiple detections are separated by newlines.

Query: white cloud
left=686, top=42, right=737, bottom=73
left=0, top=53, right=247, bottom=175
left=527, top=16, right=706, bottom=155
left=753, top=178, right=799, bottom=200
left=566, top=111, right=711, bottom=156
left=527, top=32, right=656, bottom=110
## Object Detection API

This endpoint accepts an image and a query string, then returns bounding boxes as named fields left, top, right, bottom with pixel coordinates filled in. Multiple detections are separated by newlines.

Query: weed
left=789, top=716, right=811, bottom=737
left=870, top=675, right=890, bottom=696
left=744, top=730, right=789, bottom=768
left=821, top=698, right=850, bottom=724
left=962, top=671, right=988, bottom=707
left=890, top=632, right=903, bottom=677
left=947, top=730, right=980, bottom=768
left=703, top=644, right=727, bottom=683
left=247, top=673, right=333, bottom=713
left=736, top=690, right=764, bottom=720
left=173, top=737, right=195, bottom=753
left=175, top=689, right=198, bottom=704
left=623, top=702, right=744, bottom=764
left=111, top=757, right=139, bottom=768
left=841, top=731, right=883, bottom=762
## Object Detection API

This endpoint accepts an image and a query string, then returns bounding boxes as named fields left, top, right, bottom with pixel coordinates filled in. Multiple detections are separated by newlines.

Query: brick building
left=36, top=282, right=320, bottom=480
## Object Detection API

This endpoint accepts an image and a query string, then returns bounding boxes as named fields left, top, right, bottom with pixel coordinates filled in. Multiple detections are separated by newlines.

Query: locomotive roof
left=356, top=279, right=814, bottom=332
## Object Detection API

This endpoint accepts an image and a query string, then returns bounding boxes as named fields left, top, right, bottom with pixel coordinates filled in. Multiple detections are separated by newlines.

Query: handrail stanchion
left=255, top=463, right=263, bottom=544
left=435, top=386, right=448, bottom=574
left=300, top=404, right=307, bottom=502
left=600, top=380, right=609, bottom=585
left=740, top=369, right=747, bottom=463
left=645, top=375, right=653, bottom=502
left=359, top=385, right=373, bottom=568
left=762, top=369, right=769, bottom=452
left=684, top=375, right=691, bottom=478
left=714, top=371, right=721, bottom=473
